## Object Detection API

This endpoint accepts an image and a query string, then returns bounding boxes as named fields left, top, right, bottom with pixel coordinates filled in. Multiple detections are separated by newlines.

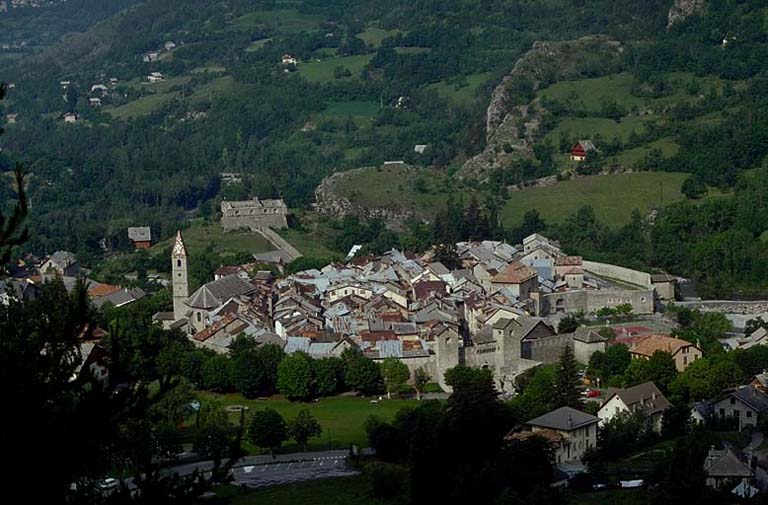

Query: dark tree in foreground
left=553, top=346, right=582, bottom=409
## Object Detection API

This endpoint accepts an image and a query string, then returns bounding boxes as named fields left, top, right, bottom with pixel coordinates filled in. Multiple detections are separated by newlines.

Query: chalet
left=5, top=113, right=17, bottom=124
left=89, top=97, right=102, bottom=107
left=704, top=446, right=756, bottom=492
left=143, top=51, right=160, bottom=62
left=147, top=72, right=164, bottom=83
left=570, top=140, right=597, bottom=161
left=63, top=112, right=79, bottom=124
left=630, top=334, right=702, bottom=372
left=598, top=381, right=671, bottom=433
left=281, top=53, right=298, bottom=66
left=127, top=227, right=152, bottom=249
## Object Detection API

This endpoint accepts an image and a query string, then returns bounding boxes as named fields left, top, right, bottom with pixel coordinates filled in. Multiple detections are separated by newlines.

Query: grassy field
left=427, top=72, right=493, bottom=105
left=150, top=221, right=273, bottom=258
left=105, top=75, right=193, bottom=119
left=538, top=71, right=735, bottom=114
left=299, top=54, right=373, bottom=83
left=231, top=9, right=324, bottom=34
left=278, top=213, right=342, bottom=259
left=356, top=28, right=400, bottom=47
left=543, top=115, right=652, bottom=144
left=611, top=138, right=680, bottom=166
left=245, top=37, right=272, bottom=52
left=211, top=475, right=394, bottom=505
left=500, top=172, right=691, bottom=227
left=333, top=164, right=463, bottom=219
left=323, top=100, right=380, bottom=118
left=196, top=392, right=418, bottom=453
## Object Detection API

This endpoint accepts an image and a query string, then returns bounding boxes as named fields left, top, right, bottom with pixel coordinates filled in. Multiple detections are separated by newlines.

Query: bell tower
left=172, top=231, right=189, bottom=321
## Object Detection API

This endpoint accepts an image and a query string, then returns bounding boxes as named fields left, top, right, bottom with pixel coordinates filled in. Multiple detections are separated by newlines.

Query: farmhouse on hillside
left=570, top=140, right=597, bottom=161
left=127, top=227, right=152, bottom=249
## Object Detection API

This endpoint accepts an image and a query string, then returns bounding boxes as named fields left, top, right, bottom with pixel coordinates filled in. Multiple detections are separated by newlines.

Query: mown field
left=500, top=172, right=690, bottom=227
left=230, top=8, right=324, bottom=34
left=195, top=392, right=418, bottom=453
left=298, top=54, right=374, bottom=83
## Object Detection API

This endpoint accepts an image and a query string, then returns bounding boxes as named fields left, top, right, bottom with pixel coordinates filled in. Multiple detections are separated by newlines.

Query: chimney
left=568, top=415, right=573, bottom=428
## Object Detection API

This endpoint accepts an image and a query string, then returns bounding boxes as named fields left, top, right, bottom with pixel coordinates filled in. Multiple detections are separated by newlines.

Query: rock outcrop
left=667, top=0, right=707, bottom=29
left=314, top=166, right=415, bottom=229
left=459, top=35, right=624, bottom=181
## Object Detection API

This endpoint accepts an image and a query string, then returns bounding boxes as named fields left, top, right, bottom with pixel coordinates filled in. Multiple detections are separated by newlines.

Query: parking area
left=231, top=456, right=359, bottom=488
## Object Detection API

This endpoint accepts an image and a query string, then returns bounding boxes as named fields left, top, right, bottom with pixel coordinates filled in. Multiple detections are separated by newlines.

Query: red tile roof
left=492, top=262, right=537, bottom=284
left=631, top=334, right=699, bottom=357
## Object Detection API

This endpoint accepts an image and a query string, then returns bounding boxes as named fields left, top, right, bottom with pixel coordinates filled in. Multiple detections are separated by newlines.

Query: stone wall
left=525, top=333, right=573, bottom=363
left=582, top=260, right=651, bottom=288
left=543, top=288, right=654, bottom=315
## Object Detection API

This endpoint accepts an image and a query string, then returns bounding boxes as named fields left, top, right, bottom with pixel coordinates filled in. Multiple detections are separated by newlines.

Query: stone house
left=572, top=328, right=607, bottom=364
left=598, top=381, right=671, bottom=433
left=524, top=407, right=599, bottom=463
left=630, top=334, right=702, bottom=372
left=650, top=273, right=676, bottom=301
left=704, top=447, right=756, bottom=491
left=40, top=250, right=79, bottom=279
left=490, top=262, right=538, bottom=299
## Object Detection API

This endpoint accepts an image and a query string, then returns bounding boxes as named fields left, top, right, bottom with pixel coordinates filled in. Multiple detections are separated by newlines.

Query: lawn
left=211, top=475, right=394, bottom=505
left=299, top=54, right=373, bottom=83
left=231, top=9, right=324, bottom=34
left=500, top=172, right=691, bottom=228
left=150, top=221, right=274, bottom=258
left=196, top=392, right=418, bottom=453
left=427, top=72, right=493, bottom=105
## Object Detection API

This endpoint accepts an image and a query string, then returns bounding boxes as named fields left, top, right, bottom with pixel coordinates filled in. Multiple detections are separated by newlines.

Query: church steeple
left=172, top=231, right=189, bottom=322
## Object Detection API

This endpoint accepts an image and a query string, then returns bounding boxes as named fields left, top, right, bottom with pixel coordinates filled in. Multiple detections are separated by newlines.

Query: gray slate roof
left=729, top=386, right=768, bottom=413
left=187, top=275, right=256, bottom=309
left=527, top=406, right=598, bottom=431
left=603, top=381, right=671, bottom=417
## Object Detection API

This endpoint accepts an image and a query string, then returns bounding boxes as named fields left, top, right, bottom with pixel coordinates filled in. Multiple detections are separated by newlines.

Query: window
left=734, top=410, right=740, bottom=417
left=719, top=408, right=725, bottom=417
left=730, top=398, right=736, bottom=405
left=747, top=411, right=753, bottom=418
left=683, top=356, right=688, bottom=365
left=176, top=259, right=181, bottom=268
left=196, top=313, right=201, bottom=322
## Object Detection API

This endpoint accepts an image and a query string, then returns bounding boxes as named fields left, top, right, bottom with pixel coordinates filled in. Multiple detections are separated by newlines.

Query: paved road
left=157, top=450, right=361, bottom=489
left=255, top=227, right=303, bottom=261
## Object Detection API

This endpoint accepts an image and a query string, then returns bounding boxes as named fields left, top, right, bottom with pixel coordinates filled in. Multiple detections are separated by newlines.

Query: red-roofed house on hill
left=570, top=140, right=597, bottom=161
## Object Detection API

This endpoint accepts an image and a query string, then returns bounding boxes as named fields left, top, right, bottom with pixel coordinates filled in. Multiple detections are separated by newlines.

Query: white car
left=97, top=478, right=118, bottom=491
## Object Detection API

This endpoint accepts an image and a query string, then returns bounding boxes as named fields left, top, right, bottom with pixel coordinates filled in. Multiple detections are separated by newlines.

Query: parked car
left=97, top=478, right=118, bottom=491
left=580, top=389, right=600, bottom=398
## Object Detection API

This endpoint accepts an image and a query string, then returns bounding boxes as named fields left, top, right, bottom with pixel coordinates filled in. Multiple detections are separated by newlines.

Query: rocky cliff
left=667, top=0, right=707, bottom=29
left=459, top=35, right=624, bottom=181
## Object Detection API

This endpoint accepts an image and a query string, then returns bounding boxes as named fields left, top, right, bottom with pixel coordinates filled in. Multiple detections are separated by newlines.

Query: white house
left=598, top=381, right=671, bottom=433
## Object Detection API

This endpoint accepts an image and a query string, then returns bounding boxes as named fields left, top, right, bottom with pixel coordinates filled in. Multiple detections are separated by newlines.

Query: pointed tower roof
left=172, top=231, right=187, bottom=258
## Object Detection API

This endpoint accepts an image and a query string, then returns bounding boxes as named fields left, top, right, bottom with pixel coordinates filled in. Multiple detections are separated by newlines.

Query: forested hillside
left=1, top=0, right=767, bottom=283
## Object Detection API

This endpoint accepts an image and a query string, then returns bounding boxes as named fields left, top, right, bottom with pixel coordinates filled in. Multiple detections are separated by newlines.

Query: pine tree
left=553, top=345, right=582, bottom=409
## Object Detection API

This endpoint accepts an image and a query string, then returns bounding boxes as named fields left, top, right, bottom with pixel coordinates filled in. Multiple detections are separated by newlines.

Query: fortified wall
left=221, top=198, right=288, bottom=231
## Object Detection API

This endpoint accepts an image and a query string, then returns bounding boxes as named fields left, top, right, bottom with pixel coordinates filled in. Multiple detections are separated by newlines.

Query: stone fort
left=221, top=198, right=288, bottom=231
